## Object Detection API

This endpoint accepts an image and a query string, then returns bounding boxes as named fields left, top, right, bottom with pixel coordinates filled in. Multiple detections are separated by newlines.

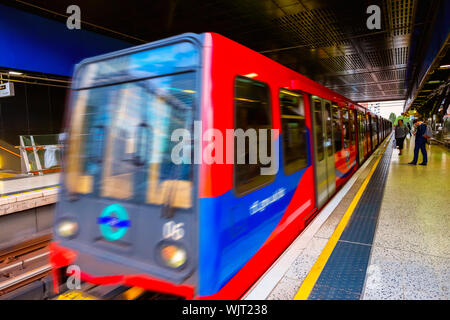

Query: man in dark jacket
left=408, top=119, right=428, bottom=165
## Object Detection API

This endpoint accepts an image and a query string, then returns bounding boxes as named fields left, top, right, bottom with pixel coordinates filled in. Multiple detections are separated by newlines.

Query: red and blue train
left=50, top=33, right=391, bottom=299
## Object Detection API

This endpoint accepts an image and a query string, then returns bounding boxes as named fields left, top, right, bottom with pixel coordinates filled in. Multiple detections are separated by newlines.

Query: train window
left=372, top=117, right=378, bottom=145
left=234, top=76, right=274, bottom=195
left=380, top=119, right=383, bottom=139
left=324, top=101, right=333, bottom=156
left=373, top=118, right=378, bottom=134
left=342, top=108, right=350, bottom=148
left=350, top=110, right=356, bottom=145
left=280, top=89, right=308, bottom=175
left=332, top=104, right=342, bottom=151
left=312, top=98, right=324, bottom=161
left=358, top=112, right=365, bottom=144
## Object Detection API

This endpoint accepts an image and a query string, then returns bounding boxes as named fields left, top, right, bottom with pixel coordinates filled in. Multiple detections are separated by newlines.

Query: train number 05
left=163, top=221, right=185, bottom=240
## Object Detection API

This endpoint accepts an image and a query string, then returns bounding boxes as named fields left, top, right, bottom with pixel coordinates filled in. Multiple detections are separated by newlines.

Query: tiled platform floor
left=267, top=136, right=449, bottom=300
left=362, top=137, right=449, bottom=300
left=266, top=146, right=385, bottom=299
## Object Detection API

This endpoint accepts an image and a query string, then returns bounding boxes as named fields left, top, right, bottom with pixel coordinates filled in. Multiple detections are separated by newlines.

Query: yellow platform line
left=294, top=137, right=391, bottom=300
left=0, top=186, right=59, bottom=198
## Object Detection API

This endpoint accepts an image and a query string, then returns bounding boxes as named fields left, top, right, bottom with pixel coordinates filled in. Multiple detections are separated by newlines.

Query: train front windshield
left=65, top=44, right=198, bottom=210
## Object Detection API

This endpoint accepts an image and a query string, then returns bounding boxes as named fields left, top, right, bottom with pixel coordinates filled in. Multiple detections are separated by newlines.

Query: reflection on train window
left=324, top=101, right=333, bottom=156
left=358, top=112, right=365, bottom=147
left=349, top=110, right=356, bottom=145
left=372, top=117, right=378, bottom=145
left=332, top=104, right=342, bottom=152
left=342, top=108, right=350, bottom=148
left=313, top=98, right=324, bottom=161
left=280, top=89, right=307, bottom=175
left=380, top=119, right=383, bottom=139
left=234, top=76, right=273, bottom=195
left=366, top=115, right=371, bottom=150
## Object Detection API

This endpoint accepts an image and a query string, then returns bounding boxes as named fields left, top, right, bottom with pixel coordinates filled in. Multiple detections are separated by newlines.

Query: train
left=50, top=33, right=391, bottom=299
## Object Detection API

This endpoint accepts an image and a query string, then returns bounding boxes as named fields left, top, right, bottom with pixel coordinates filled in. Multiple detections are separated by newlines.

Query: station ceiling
left=5, top=0, right=446, bottom=103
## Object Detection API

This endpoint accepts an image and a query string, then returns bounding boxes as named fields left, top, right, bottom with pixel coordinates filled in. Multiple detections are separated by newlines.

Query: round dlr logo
left=97, top=204, right=131, bottom=241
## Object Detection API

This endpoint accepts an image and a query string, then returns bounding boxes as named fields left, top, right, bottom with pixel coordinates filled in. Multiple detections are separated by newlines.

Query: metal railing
left=18, top=134, right=63, bottom=176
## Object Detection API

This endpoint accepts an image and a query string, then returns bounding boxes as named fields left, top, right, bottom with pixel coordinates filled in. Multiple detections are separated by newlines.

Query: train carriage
left=51, top=33, right=391, bottom=299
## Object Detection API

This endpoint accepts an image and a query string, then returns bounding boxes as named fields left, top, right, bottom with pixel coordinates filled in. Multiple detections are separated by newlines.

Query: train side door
left=368, top=115, right=373, bottom=151
left=381, top=119, right=384, bottom=140
left=324, top=100, right=336, bottom=197
left=374, top=117, right=379, bottom=146
left=379, top=119, right=381, bottom=142
left=311, top=96, right=327, bottom=208
left=311, top=96, right=335, bottom=208
left=357, top=111, right=364, bottom=164
left=366, top=114, right=371, bottom=153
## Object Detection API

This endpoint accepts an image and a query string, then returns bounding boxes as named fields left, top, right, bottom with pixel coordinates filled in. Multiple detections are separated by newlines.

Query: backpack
left=423, top=125, right=432, bottom=139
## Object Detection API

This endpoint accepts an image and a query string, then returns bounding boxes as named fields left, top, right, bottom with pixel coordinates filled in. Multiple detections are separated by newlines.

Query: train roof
left=72, top=32, right=390, bottom=119
left=207, top=33, right=374, bottom=114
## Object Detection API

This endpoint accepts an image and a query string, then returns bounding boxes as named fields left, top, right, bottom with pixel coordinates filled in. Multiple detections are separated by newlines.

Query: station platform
left=0, top=173, right=60, bottom=197
left=245, top=135, right=449, bottom=300
left=0, top=174, right=59, bottom=248
left=0, top=173, right=59, bottom=217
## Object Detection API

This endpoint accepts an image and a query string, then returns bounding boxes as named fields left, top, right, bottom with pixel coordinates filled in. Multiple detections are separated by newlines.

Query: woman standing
left=395, top=119, right=408, bottom=155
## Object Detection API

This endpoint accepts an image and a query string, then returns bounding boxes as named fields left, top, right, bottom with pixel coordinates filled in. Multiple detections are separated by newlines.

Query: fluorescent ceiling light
left=8, top=71, right=23, bottom=75
left=439, top=64, right=450, bottom=69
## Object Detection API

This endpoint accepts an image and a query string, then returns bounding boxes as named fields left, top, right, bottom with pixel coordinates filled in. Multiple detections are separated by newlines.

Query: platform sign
left=0, top=82, right=14, bottom=98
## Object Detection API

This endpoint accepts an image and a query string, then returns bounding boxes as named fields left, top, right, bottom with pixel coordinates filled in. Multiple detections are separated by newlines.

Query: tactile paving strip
left=309, top=141, right=393, bottom=300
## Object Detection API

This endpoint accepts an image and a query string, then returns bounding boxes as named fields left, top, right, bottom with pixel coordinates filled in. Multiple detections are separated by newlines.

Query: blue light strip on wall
left=0, top=4, right=133, bottom=76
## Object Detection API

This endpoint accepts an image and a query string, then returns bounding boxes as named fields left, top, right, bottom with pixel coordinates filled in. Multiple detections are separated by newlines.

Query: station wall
left=0, top=83, right=66, bottom=146
left=0, top=3, right=132, bottom=76
left=0, top=3, right=133, bottom=147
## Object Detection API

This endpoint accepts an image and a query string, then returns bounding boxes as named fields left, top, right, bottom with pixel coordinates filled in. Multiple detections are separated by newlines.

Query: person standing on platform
left=408, top=119, right=428, bottom=166
left=406, top=121, right=412, bottom=137
left=394, top=119, right=408, bottom=155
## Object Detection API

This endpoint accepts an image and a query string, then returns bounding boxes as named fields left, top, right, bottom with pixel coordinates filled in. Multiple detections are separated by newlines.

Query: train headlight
left=57, top=220, right=78, bottom=238
left=160, top=244, right=187, bottom=268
